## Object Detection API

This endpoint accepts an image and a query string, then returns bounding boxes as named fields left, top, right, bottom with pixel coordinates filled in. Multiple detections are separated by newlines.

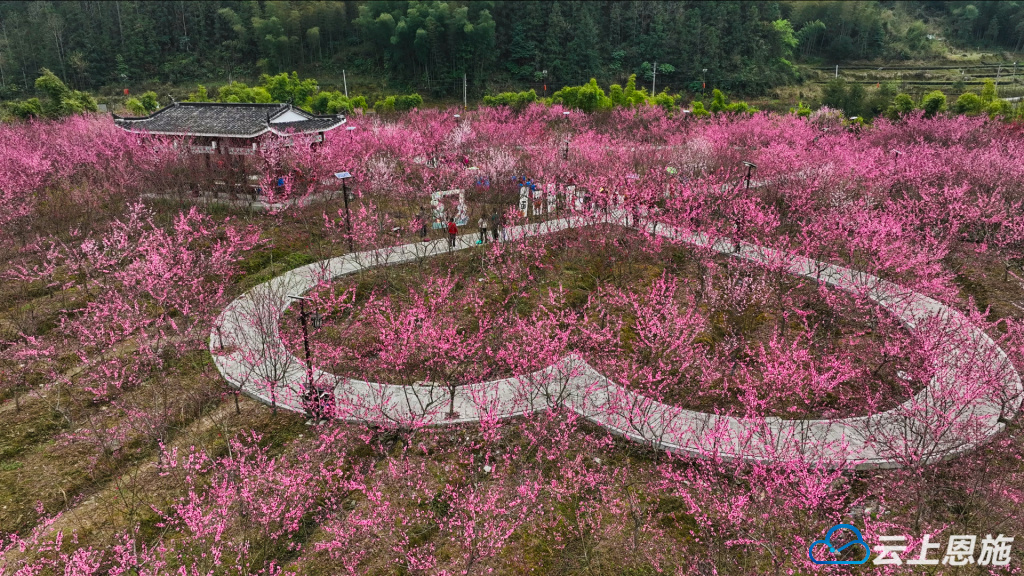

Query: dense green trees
left=0, top=1, right=805, bottom=99
left=1, top=1, right=1022, bottom=108
left=782, top=1, right=1024, bottom=59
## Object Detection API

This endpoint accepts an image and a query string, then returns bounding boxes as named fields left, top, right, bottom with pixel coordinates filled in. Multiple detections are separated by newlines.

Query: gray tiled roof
left=113, top=102, right=345, bottom=138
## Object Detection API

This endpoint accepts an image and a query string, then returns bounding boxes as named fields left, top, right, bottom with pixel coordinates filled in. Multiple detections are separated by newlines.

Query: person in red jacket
left=447, top=218, right=458, bottom=250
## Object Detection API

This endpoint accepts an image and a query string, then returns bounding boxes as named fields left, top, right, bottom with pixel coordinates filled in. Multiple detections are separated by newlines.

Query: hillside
left=0, top=0, right=1022, bottom=106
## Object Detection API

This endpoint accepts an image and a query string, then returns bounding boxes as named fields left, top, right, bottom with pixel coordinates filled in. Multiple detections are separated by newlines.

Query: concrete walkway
left=210, top=212, right=1022, bottom=469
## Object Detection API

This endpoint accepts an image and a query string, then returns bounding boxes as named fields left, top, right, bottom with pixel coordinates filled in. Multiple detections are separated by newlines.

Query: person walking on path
left=418, top=206, right=429, bottom=242
left=498, top=209, right=509, bottom=242
left=477, top=213, right=489, bottom=244
left=489, top=210, right=500, bottom=242
left=447, top=218, right=458, bottom=250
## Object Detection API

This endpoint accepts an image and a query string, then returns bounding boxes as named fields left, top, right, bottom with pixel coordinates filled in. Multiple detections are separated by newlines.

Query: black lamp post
left=334, top=171, right=354, bottom=251
left=743, top=161, right=757, bottom=189
left=289, top=295, right=327, bottom=422
left=702, top=68, right=708, bottom=99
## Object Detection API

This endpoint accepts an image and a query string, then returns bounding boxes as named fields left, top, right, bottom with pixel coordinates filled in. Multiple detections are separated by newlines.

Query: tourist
left=498, top=210, right=509, bottom=242
left=447, top=218, right=458, bottom=250
left=418, top=206, right=429, bottom=242
left=489, top=210, right=500, bottom=242
left=478, top=212, right=489, bottom=243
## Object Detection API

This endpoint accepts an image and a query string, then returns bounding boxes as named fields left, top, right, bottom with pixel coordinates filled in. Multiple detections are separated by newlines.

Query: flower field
left=1, top=106, right=1024, bottom=574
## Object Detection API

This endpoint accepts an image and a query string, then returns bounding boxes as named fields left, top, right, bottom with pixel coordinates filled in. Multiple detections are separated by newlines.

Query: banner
left=532, top=184, right=544, bottom=216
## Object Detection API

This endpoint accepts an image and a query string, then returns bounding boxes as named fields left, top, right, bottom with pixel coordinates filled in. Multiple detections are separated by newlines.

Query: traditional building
left=113, top=102, right=346, bottom=207
left=113, top=101, right=345, bottom=145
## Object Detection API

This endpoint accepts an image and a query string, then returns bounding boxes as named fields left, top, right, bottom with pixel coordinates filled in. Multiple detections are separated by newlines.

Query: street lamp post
left=334, top=171, right=354, bottom=251
left=542, top=69, right=548, bottom=98
left=288, top=295, right=326, bottom=422
left=743, top=161, right=757, bottom=189
left=702, top=68, right=708, bottom=99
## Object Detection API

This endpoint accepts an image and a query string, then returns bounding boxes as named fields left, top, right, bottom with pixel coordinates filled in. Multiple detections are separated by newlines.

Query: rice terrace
left=3, top=1, right=1024, bottom=574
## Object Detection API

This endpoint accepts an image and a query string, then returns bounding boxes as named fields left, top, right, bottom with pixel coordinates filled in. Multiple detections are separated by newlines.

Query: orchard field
left=2, top=105, right=1024, bottom=575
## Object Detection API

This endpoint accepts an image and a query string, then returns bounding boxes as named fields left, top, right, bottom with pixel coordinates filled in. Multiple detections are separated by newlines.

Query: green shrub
left=187, top=85, right=209, bottom=102
left=217, top=81, right=273, bottom=104
left=482, top=89, right=537, bottom=112
left=394, top=93, right=423, bottom=111
left=34, top=68, right=97, bottom=119
left=954, top=92, right=985, bottom=115
left=373, top=96, right=396, bottom=114
left=311, top=91, right=355, bottom=115
left=986, top=99, right=1012, bottom=118
left=651, top=90, right=678, bottom=113
left=139, top=91, right=160, bottom=113
left=3, top=98, right=42, bottom=120
left=920, top=90, right=947, bottom=118
left=708, top=89, right=757, bottom=114
left=260, top=72, right=319, bottom=108
left=551, top=78, right=612, bottom=113
left=125, top=97, right=147, bottom=116
left=790, top=101, right=812, bottom=117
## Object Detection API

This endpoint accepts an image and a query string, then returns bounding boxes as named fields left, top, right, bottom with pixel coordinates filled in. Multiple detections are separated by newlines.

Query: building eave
left=266, top=116, right=347, bottom=137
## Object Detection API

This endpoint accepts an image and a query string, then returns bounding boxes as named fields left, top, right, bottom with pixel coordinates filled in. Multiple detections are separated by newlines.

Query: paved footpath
left=210, top=212, right=1022, bottom=469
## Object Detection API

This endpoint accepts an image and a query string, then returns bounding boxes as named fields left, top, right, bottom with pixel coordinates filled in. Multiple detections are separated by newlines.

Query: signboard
left=519, top=186, right=529, bottom=217
left=531, top=185, right=544, bottom=216
left=431, top=189, right=468, bottom=226
left=547, top=183, right=557, bottom=214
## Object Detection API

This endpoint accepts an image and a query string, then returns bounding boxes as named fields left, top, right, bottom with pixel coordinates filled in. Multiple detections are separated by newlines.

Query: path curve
left=210, top=212, right=1022, bottom=469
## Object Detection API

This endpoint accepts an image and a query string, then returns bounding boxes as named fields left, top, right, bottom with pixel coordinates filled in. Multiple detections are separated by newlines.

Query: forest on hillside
left=1, top=1, right=1023, bottom=100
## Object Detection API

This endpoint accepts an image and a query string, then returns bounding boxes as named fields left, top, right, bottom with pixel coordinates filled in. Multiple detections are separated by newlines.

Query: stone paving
left=210, top=211, right=1022, bottom=469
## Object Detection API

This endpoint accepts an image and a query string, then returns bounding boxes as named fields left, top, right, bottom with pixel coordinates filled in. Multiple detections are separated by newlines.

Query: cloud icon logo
left=809, top=524, right=871, bottom=565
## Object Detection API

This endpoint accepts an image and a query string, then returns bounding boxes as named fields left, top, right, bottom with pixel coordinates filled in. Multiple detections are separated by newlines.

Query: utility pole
left=343, top=69, right=348, bottom=98
left=835, top=64, right=839, bottom=78
left=652, top=61, right=657, bottom=94
left=463, top=73, right=467, bottom=110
